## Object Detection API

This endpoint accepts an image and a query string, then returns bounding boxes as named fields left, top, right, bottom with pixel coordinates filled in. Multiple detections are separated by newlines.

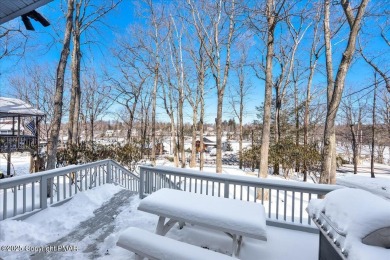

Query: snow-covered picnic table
left=137, top=188, right=267, bottom=257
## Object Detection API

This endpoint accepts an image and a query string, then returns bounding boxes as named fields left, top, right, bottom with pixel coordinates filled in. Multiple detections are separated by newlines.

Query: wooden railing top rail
left=0, top=160, right=139, bottom=189
left=140, top=165, right=342, bottom=194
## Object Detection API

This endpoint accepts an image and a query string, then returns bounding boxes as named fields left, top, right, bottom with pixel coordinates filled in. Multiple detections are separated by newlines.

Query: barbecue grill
left=312, top=211, right=348, bottom=260
left=308, top=188, right=390, bottom=260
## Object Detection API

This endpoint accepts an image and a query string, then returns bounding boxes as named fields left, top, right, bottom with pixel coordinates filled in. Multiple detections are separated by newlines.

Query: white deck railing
left=139, top=165, right=342, bottom=233
left=1, top=161, right=342, bottom=233
left=0, top=160, right=139, bottom=220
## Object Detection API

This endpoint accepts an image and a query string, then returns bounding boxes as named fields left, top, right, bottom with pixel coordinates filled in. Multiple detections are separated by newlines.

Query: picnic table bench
left=117, top=227, right=235, bottom=260
left=137, top=188, right=267, bottom=257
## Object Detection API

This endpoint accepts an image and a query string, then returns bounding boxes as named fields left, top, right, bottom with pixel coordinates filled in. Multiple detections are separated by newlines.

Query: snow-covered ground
left=0, top=153, right=31, bottom=177
left=1, top=154, right=390, bottom=259
left=0, top=184, right=319, bottom=260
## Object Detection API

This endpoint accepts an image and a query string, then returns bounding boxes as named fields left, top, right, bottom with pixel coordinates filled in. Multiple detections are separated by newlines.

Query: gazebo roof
left=0, top=97, right=45, bottom=118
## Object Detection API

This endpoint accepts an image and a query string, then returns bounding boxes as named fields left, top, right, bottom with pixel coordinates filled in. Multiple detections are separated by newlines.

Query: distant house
left=222, top=141, right=252, bottom=153
left=105, top=130, right=115, bottom=137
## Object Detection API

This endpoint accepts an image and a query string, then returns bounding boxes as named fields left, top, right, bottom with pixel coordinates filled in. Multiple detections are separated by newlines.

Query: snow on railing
left=0, top=160, right=139, bottom=221
left=139, top=165, right=343, bottom=233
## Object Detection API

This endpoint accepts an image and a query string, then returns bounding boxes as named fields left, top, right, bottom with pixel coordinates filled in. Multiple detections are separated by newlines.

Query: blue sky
left=0, top=0, right=389, bottom=125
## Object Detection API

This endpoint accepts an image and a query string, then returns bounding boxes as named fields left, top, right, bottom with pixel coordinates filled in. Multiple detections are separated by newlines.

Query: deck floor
left=14, top=188, right=319, bottom=259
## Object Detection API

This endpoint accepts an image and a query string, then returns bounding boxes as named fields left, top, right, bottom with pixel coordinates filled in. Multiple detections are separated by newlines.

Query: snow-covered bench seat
left=117, top=227, right=235, bottom=260
left=138, top=188, right=267, bottom=257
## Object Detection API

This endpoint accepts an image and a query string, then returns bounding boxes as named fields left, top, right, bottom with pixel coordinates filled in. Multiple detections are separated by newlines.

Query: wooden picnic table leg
left=155, top=216, right=178, bottom=236
left=231, top=234, right=243, bottom=258
left=179, top=221, right=185, bottom=229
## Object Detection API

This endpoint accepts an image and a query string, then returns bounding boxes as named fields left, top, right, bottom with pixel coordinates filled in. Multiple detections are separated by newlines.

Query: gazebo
left=0, top=97, right=45, bottom=177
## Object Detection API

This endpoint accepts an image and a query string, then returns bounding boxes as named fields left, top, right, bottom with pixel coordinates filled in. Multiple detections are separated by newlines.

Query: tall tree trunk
left=68, top=1, right=81, bottom=146
left=151, top=65, right=158, bottom=165
left=190, top=108, right=198, bottom=167
left=47, top=0, right=74, bottom=171
left=71, top=35, right=81, bottom=145
left=371, top=74, right=377, bottom=178
left=259, top=0, right=276, bottom=178
left=199, top=78, right=205, bottom=171
left=350, top=124, right=358, bottom=174
left=321, top=0, right=369, bottom=184
left=216, top=87, right=224, bottom=173
left=170, top=118, right=179, bottom=167
left=303, top=62, right=316, bottom=181
left=239, top=80, right=243, bottom=170
left=294, top=77, right=300, bottom=173
left=179, top=90, right=185, bottom=168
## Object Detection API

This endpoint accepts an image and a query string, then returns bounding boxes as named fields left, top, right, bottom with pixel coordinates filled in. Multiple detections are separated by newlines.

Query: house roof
left=0, top=0, right=53, bottom=25
left=0, top=97, right=45, bottom=117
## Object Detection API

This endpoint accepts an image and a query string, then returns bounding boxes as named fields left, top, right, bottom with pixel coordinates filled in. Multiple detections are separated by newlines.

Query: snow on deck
left=0, top=185, right=318, bottom=260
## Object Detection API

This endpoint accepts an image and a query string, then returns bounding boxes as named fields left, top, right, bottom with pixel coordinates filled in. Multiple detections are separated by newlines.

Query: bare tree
left=303, top=2, right=325, bottom=181
left=160, top=63, right=179, bottom=166
left=370, top=73, right=377, bottom=178
left=187, top=0, right=236, bottom=173
left=186, top=0, right=210, bottom=171
left=46, top=0, right=74, bottom=171
left=0, top=25, right=28, bottom=60
left=320, top=0, right=369, bottom=184
left=251, top=0, right=287, bottom=178
left=68, top=0, right=123, bottom=146
left=341, top=90, right=366, bottom=175
left=81, top=69, right=112, bottom=145
left=143, top=0, right=166, bottom=166
left=8, top=64, right=60, bottom=141
left=229, top=44, right=251, bottom=169
left=167, top=13, right=186, bottom=168
left=110, top=24, right=151, bottom=143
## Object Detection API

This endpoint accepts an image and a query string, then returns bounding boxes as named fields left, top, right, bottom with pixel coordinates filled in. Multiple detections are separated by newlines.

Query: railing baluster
left=63, top=175, right=66, bottom=199
left=261, top=188, right=265, bottom=205
left=75, top=172, right=78, bottom=194
left=57, top=176, right=60, bottom=202
left=292, top=191, right=295, bottom=222
left=300, top=192, right=303, bottom=224
left=50, top=178, right=53, bottom=205
left=23, top=184, right=26, bottom=213
left=268, top=188, right=272, bottom=218
left=85, top=168, right=88, bottom=191
left=276, top=189, right=279, bottom=220
left=32, top=182, right=35, bottom=211
left=284, top=190, right=287, bottom=221
left=3, top=189, right=7, bottom=220
left=13, top=186, right=17, bottom=216
left=308, top=193, right=312, bottom=225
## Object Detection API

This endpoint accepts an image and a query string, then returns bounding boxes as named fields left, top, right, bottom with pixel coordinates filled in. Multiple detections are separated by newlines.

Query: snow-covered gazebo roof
left=0, top=97, right=45, bottom=118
